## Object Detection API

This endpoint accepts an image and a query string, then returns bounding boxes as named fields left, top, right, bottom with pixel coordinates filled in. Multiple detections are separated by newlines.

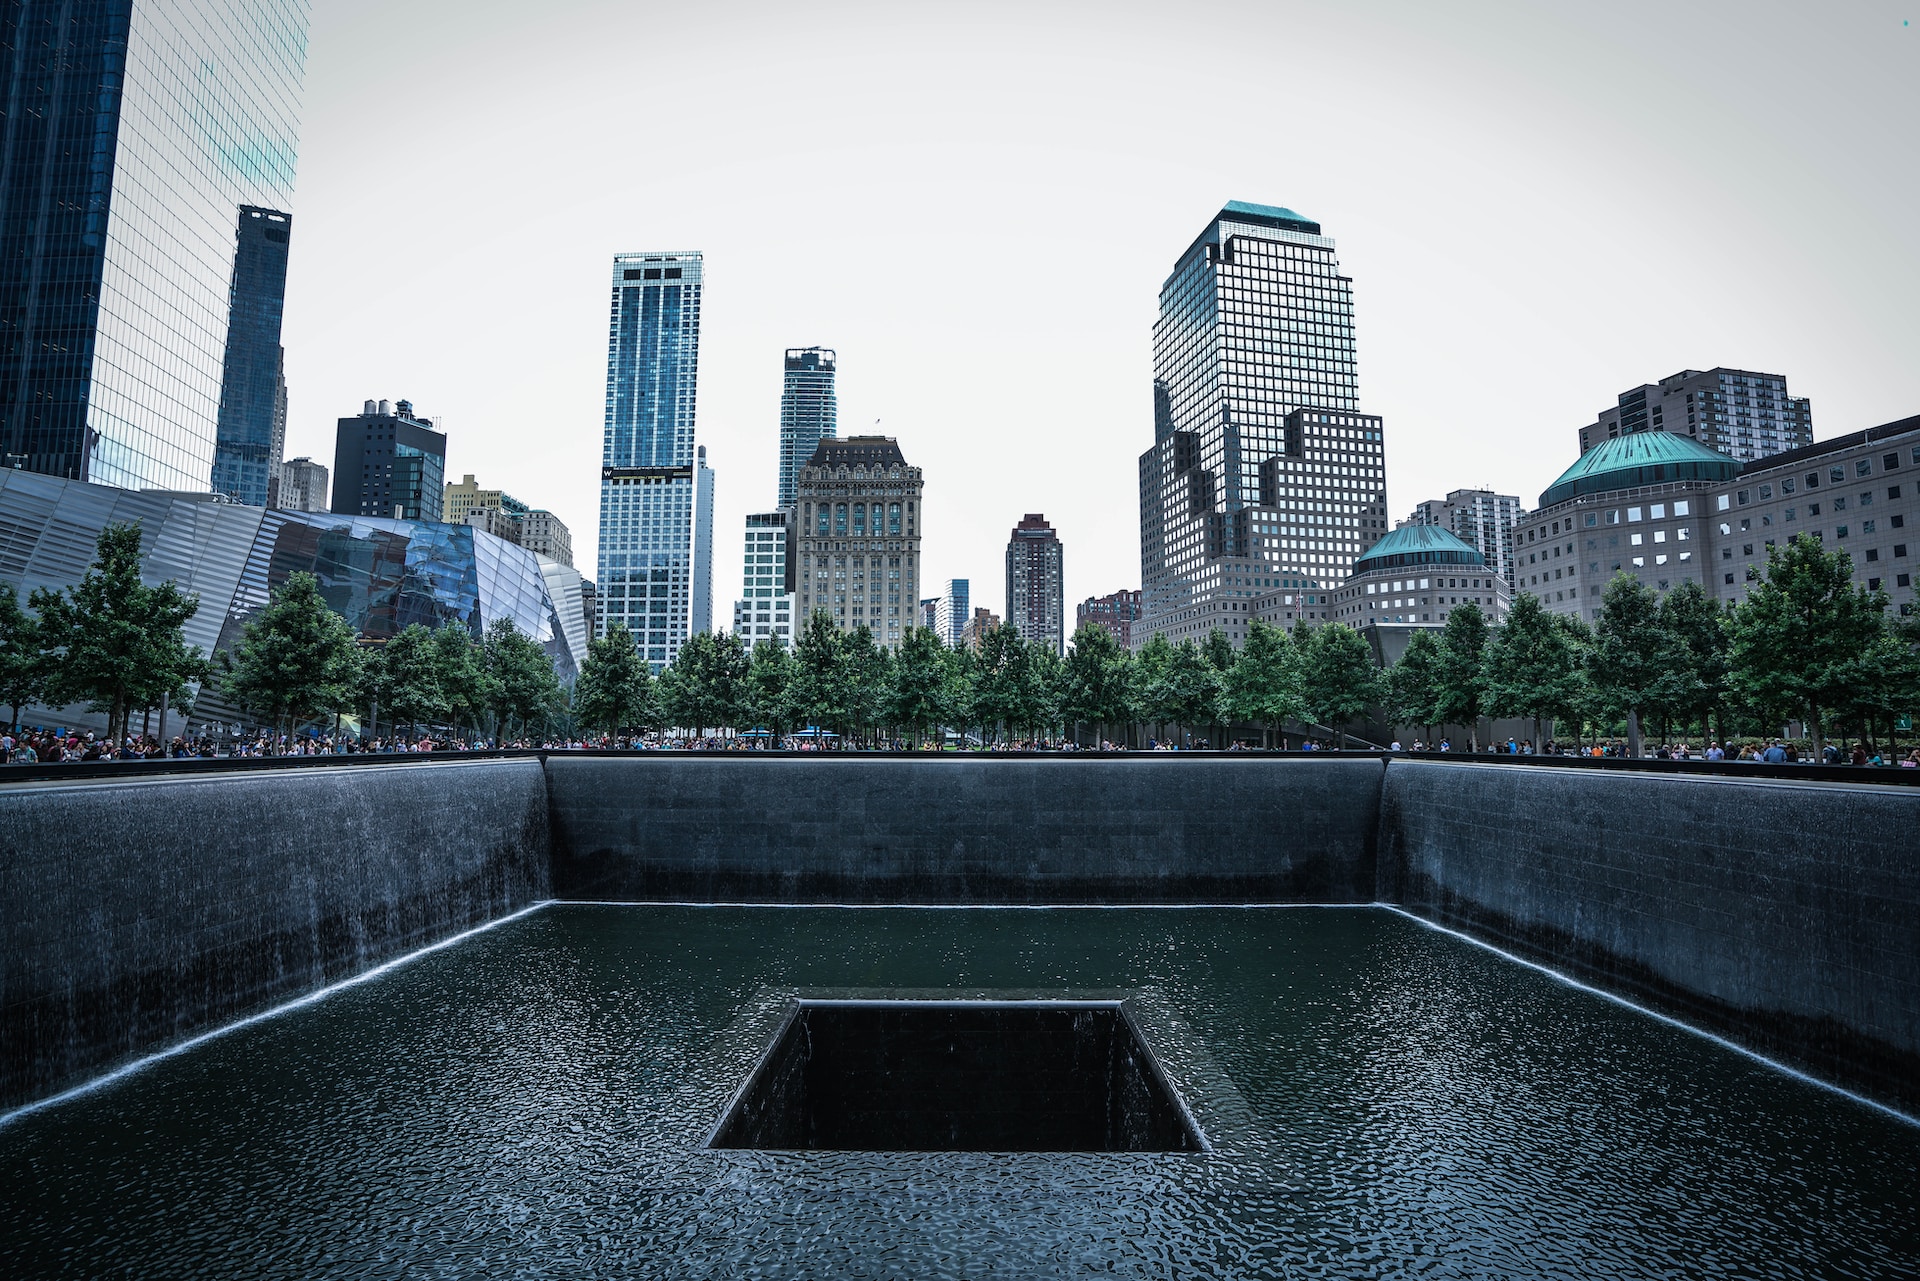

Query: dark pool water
left=1, top=906, right=1914, bottom=1279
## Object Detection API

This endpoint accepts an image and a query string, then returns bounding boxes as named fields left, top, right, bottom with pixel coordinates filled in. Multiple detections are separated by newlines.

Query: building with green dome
left=1514, top=432, right=1735, bottom=620
left=1311, top=524, right=1510, bottom=664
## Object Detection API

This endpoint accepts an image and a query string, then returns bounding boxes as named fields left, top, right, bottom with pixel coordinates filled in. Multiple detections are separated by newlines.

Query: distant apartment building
left=1577, top=369, right=1812, bottom=465
left=444, top=472, right=572, bottom=566
left=932, top=579, right=970, bottom=648
left=1406, top=488, right=1525, bottom=591
left=732, top=509, right=795, bottom=648
left=959, top=606, right=1000, bottom=650
left=519, top=510, right=574, bottom=567
left=445, top=474, right=528, bottom=526
left=275, top=457, right=329, bottom=513
left=1005, top=513, right=1064, bottom=655
left=1077, top=589, right=1143, bottom=648
left=919, top=598, right=938, bottom=630
left=332, top=399, right=445, bottom=521
left=792, top=437, right=922, bottom=648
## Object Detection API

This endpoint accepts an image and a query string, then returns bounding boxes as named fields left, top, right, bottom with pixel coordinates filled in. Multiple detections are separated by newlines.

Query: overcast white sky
left=279, top=0, right=1919, bottom=619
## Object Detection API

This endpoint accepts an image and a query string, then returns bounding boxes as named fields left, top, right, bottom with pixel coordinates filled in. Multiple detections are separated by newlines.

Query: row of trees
left=1388, top=535, right=1919, bottom=756
left=568, top=534, right=1920, bottom=754
left=3, top=525, right=1915, bottom=753
left=567, top=606, right=1397, bottom=748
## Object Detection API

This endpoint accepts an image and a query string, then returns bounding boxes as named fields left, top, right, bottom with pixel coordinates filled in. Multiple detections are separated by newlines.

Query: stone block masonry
left=1378, top=761, right=1920, bottom=1114
left=545, top=756, right=1385, bottom=904
left=0, top=760, right=551, bottom=1112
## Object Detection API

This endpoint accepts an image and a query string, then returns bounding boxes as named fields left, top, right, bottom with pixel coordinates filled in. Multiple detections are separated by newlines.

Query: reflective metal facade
left=597, top=251, right=702, bottom=666
left=0, top=469, right=588, bottom=724
left=0, top=0, right=309, bottom=491
left=210, top=206, right=291, bottom=505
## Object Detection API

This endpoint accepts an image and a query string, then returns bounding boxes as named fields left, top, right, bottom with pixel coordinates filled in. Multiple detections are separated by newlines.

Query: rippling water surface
left=1, top=905, right=1914, bottom=1279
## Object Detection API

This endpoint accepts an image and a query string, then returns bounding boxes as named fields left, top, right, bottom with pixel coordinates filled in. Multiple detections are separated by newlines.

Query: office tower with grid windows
left=1136, top=202, right=1387, bottom=648
left=275, top=456, right=329, bottom=512
left=792, top=436, right=921, bottom=648
left=0, top=1, right=308, bottom=491
left=777, top=347, right=837, bottom=508
left=932, top=578, right=970, bottom=647
left=1405, top=488, right=1526, bottom=592
left=1577, top=369, right=1812, bottom=465
left=732, top=509, right=795, bottom=648
left=1006, top=513, right=1064, bottom=655
left=210, top=207, right=293, bottom=505
left=596, top=251, right=705, bottom=666
left=332, top=399, right=446, bottom=521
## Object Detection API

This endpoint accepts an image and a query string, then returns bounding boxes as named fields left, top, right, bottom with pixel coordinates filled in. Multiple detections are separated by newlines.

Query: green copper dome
left=1354, top=524, right=1486, bottom=574
left=1540, top=432, right=1737, bottom=508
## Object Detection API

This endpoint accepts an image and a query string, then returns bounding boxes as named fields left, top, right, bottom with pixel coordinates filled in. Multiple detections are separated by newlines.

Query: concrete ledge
left=0, top=759, right=551, bottom=1111
left=1378, top=760, right=1920, bottom=1113
left=546, top=756, right=1385, bottom=904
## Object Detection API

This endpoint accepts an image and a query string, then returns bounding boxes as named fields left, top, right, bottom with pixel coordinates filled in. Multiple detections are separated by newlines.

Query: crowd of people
left=4, top=725, right=1919, bottom=767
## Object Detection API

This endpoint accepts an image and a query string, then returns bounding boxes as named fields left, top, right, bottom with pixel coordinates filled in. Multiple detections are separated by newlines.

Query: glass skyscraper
left=596, top=251, right=709, bottom=666
left=211, top=206, right=292, bottom=505
left=1137, top=201, right=1387, bottom=647
left=0, top=0, right=309, bottom=491
left=777, top=347, right=836, bottom=508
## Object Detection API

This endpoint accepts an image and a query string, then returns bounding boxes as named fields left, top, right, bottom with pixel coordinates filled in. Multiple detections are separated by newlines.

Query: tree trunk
left=1808, top=701, right=1824, bottom=761
left=1626, top=707, right=1643, bottom=758
left=158, top=688, right=169, bottom=745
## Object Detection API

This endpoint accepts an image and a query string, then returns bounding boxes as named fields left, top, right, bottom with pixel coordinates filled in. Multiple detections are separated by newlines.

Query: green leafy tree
left=1727, top=534, right=1889, bottom=757
left=943, top=640, right=982, bottom=746
left=1484, top=592, right=1587, bottom=747
left=790, top=611, right=852, bottom=740
left=1222, top=618, right=1300, bottom=748
left=380, top=624, right=446, bottom=736
left=1134, top=632, right=1179, bottom=743
left=1022, top=641, right=1066, bottom=743
left=973, top=622, right=1029, bottom=744
left=1062, top=622, right=1136, bottom=747
left=432, top=620, right=495, bottom=739
left=1656, top=581, right=1732, bottom=743
left=1431, top=601, right=1491, bottom=749
left=741, top=637, right=797, bottom=740
left=1200, top=628, right=1237, bottom=744
left=217, top=571, right=360, bottom=746
left=484, top=616, right=564, bottom=740
left=31, top=522, right=203, bottom=743
left=573, top=622, right=656, bottom=736
left=1163, top=638, right=1222, bottom=746
left=888, top=625, right=950, bottom=745
left=1296, top=622, right=1383, bottom=748
left=842, top=624, right=892, bottom=746
left=1386, top=628, right=1442, bottom=742
left=0, top=582, right=47, bottom=732
left=1587, top=574, right=1679, bottom=757
left=662, top=629, right=748, bottom=737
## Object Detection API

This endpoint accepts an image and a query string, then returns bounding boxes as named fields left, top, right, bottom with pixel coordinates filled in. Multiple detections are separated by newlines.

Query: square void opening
left=709, top=999, right=1205, bottom=1152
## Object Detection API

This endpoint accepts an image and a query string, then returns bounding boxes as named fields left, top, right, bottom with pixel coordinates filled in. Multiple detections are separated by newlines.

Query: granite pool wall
left=0, top=759, right=550, bottom=1111
left=3, top=755, right=1914, bottom=1115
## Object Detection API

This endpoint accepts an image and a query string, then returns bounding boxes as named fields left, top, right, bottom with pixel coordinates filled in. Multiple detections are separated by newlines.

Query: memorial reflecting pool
left=2, top=906, right=1914, bottom=1279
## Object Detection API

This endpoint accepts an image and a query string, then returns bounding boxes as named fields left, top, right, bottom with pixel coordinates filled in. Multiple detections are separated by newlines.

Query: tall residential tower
left=1137, top=202, right=1386, bottom=647
left=1006, top=514, right=1064, bottom=655
left=0, top=1, right=309, bottom=491
left=777, top=347, right=837, bottom=507
left=595, top=252, right=710, bottom=666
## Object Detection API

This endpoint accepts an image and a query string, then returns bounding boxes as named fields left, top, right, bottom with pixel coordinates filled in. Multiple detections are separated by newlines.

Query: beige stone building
left=793, top=436, right=922, bottom=648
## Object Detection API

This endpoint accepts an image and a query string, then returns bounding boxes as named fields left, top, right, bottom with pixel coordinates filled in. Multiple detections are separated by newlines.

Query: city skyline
left=198, top=3, right=1919, bottom=629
